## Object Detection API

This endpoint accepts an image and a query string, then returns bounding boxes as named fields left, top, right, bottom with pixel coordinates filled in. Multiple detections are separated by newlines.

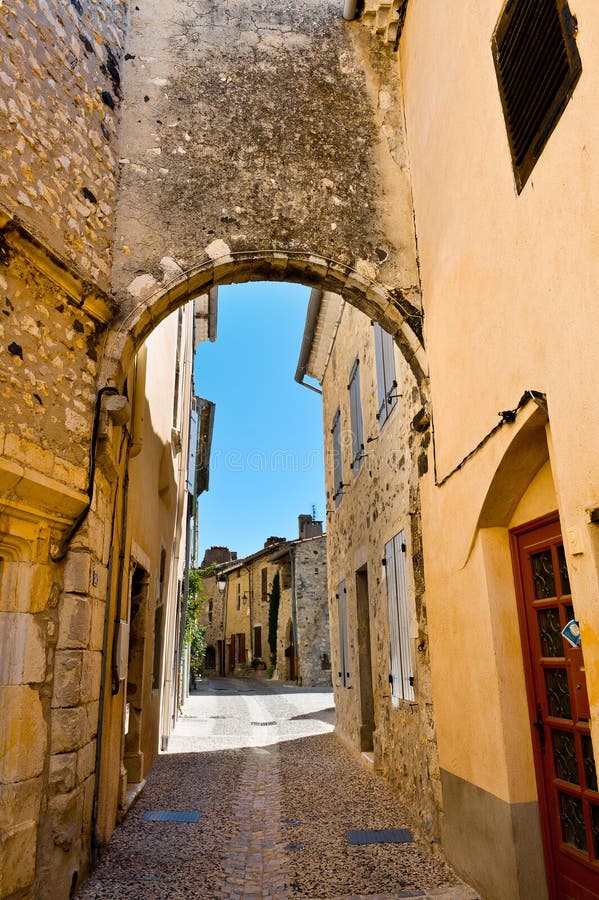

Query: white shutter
left=385, top=531, right=414, bottom=702
left=385, top=539, right=401, bottom=700
left=394, top=533, right=414, bottom=701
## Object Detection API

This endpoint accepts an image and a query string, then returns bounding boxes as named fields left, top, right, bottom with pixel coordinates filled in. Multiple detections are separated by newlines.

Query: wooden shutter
left=385, top=532, right=414, bottom=702
left=374, top=324, right=387, bottom=422
left=374, top=325, right=397, bottom=425
left=382, top=328, right=397, bottom=420
left=348, top=359, right=364, bottom=473
left=337, top=580, right=350, bottom=687
left=254, top=626, right=262, bottom=658
left=229, top=638, right=235, bottom=671
left=492, top=0, right=582, bottom=192
left=240, top=632, right=246, bottom=665
left=261, top=567, right=267, bottom=601
left=332, top=409, right=342, bottom=506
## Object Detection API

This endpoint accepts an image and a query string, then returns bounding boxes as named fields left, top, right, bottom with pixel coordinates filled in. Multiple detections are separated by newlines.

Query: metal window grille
left=492, top=0, right=582, bottom=192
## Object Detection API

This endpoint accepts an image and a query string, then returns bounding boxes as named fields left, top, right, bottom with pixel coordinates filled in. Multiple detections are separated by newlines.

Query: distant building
left=200, top=516, right=330, bottom=686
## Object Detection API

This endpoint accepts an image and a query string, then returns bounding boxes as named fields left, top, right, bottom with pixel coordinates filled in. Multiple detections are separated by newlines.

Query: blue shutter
left=186, top=407, right=199, bottom=495
left=374, top=324, right=387, bottom=422
left=332, top=409, right=342, bottom=506
left=348, top=360, right=364, bottom=473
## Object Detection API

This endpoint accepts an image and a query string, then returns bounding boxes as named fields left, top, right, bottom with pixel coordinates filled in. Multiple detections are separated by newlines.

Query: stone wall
left=294, top=536, right=331, bottom=687
left=322, top=301, right=440, bottom=840
left=0, top=0, right=127, bottom=289
left=111, top=0, right=420, bottom=322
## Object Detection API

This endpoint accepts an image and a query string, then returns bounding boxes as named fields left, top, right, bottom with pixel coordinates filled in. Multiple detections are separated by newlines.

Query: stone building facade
left=3, top=1, right=599, bottom=899
left=297, top=290, right=437, bottom=833
left=269, top=530, right=332, bottom=688
left=199, top=523, right=330, bottom=688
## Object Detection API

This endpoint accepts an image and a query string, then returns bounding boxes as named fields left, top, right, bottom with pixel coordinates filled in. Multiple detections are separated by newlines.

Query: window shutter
left=382, top=328, right=397, bottom=420
left=385, top=540, right=401, bottom=701
left=337, top=580, right=350, bottom=687
left=332, top=409, right=342, bottom=506
left=240, top=632, right=246, bottom=665
left=385, top=531, right=414, bottom=702
left=492, top=0, right=582, bottom=192
left=349, top=360, right=364, bottom=473
left=394, top=533, right=414, bottom=701
left=374, top=324, right=386, bottom=422
left=254, top=626, right=262, bottom=658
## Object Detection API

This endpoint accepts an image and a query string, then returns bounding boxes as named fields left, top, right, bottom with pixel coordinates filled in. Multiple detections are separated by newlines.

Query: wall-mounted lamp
left=217, top=575, right=227, bottom=594
left=242, top=592, right=248, bottom=605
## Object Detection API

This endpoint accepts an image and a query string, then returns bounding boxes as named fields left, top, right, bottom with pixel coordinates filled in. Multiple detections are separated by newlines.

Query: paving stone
left=76, top=677, right=478, bottom=899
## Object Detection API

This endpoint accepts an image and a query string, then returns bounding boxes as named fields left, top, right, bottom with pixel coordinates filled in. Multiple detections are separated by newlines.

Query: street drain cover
left=141, top=810, right=201, bottom=823
left=347, top=828, right=413, bottom=845
left=251, top=721, right=276, bottom=726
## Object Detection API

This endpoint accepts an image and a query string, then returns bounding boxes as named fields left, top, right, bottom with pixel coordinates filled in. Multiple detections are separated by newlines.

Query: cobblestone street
left=77, top=678, right=477, bottom=900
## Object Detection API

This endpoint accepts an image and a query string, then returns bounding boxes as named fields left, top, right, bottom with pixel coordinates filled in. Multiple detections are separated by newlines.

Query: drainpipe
left=343, top=0, right=358, bottom=20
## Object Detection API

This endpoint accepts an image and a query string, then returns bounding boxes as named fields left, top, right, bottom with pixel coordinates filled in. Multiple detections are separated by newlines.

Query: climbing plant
left=268, top=571, right=280, bottom=667
left=184, top=566, right=209, bottom=677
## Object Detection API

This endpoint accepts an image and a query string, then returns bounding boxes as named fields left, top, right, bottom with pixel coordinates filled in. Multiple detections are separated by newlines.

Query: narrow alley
left=76, top=678, right=477, bottom=900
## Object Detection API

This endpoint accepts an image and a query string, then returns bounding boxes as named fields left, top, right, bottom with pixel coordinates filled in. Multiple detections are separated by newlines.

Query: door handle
left=533, top=702, right=546, bottom=754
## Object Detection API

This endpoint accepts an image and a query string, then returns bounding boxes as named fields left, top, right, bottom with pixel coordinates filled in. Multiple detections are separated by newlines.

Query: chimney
left=298, top=514, right=323, bottom=540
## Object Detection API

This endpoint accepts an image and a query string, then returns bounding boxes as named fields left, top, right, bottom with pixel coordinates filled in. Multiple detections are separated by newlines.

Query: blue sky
left=194, top=282, right=325, bottom=561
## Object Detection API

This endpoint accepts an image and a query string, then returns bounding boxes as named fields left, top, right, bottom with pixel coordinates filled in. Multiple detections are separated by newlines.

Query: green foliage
left=184, top=566, right=211, bottom=677
left=268, top=571, right=280, bottom=666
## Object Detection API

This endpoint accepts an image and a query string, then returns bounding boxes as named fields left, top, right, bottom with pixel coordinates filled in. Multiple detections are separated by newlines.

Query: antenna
left=311, top=503, right=317, bottom=522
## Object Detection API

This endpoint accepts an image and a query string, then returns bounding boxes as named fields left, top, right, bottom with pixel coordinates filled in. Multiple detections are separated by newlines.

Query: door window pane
left=531, top=549, right=556, bottom=599
left=545, top=669, right=572, bottom=720
left=552, top=730, right=580, bottom=785
left=538, top=607, right=564, bottom=658
left=583, top=734, right=598, bottom=792
left=559, top=792, right=588, bottom=853
left=557, top=544, right=571, bottom=595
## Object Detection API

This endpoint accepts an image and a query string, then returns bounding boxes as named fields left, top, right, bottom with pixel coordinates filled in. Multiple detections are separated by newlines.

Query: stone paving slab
left=77, top=678, right=478, bottom=899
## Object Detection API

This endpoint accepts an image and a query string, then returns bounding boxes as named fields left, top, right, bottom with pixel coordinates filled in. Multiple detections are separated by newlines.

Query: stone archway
left=99, top=246, right=428, bottom=390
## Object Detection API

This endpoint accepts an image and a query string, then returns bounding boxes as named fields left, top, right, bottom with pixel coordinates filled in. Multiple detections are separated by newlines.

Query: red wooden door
left=512, top=514, right=599, bottom=899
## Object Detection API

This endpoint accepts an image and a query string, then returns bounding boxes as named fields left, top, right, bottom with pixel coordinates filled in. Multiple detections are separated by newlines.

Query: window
left=261, top=567, right=268, bottom=602
left=348, top=359, right=364, bottom=474
left=492, top=0, right=582, bottom=193
left=254, top=625, right=262, bottom=658
left=331, top=408, right=343, bottom=506
left=336, top=580, right=350, bottom=687
left=384, top=531, right=414, bottom=702
left=208, top=600, right=213, bottom=623
left=234, top=632, right=245, bottom=665
left=236, top=582, right=241, bottom=611
left=374, top=323, right=397, bottom=426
